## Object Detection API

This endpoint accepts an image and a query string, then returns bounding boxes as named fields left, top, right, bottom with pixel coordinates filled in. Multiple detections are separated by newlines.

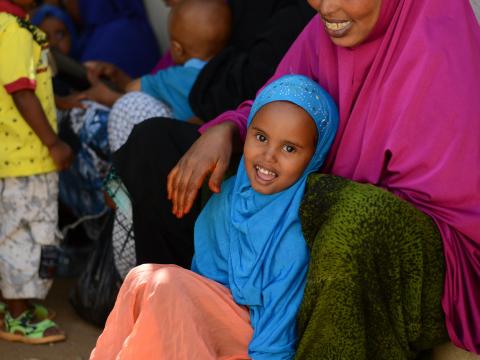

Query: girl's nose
left=262, top=146, right=277, bottom=163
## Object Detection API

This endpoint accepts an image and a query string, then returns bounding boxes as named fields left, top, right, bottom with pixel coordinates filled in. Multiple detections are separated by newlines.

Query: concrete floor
left=0, top=278, right=101, bottom=360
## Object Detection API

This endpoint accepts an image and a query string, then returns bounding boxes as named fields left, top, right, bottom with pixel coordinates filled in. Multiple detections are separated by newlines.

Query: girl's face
left=307, top=0, right=382, bottom=47
left=243, top=101, right=317, bottom=195
left=39, top=17, right=71, bottom=55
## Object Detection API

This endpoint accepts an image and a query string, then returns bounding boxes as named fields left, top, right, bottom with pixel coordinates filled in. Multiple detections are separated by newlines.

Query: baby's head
left=243, top=75, right=338, bottom=195
left=168, top=0, right=231, bottom=64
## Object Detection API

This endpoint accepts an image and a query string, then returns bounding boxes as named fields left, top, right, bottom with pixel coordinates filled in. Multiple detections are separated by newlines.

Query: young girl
left=90, top=74, right=338, bottom=359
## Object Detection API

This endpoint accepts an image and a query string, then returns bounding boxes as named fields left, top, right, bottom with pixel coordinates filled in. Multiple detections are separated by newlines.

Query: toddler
left=0, top=0, right=73, bottom=344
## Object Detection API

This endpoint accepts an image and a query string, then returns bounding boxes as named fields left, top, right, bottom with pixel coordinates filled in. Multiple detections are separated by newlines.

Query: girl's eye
left=283, top=144, right=296, bottom=153
left=256, top=133, right=267, bottom=142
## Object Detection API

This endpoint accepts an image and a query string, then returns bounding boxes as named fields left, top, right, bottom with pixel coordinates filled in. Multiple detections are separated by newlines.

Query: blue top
left=191, top=75, right=339, bottom=359
left=140, top=58, right=207, bottom=121
left=77, top=0, right=160, bottom=77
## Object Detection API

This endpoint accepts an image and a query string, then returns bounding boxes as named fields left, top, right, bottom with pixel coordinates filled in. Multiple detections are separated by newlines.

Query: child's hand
left=48, top=140, right=74, bottom=171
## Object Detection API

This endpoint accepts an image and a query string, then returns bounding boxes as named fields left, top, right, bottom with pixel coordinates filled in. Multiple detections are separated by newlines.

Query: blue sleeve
left=140, top=65, right=199, bottom=121
left=248, top=240, right=309, bottom=360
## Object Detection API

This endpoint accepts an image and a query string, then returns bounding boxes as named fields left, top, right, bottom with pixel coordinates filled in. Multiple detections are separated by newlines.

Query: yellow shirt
left=0, top=12, right=57, bottom=178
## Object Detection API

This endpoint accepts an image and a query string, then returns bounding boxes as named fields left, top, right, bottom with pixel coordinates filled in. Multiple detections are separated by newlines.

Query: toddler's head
left=243, top=75, right=338, bottom=195
left=168, top=0, right=231, bottom=64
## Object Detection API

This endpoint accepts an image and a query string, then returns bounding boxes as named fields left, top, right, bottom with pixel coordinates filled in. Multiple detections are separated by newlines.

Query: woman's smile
left=323, top=18, right=353, bottom=38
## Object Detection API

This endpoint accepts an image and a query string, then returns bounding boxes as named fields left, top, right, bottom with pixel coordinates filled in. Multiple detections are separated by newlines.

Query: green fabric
left=296, top=174, right=449, bottom=360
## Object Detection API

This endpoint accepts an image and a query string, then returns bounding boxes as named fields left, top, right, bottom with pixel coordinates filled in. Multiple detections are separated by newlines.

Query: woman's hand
left=82, top=82, right=123, bottom=107
left=84, top=61, right=132, bottom=90
left=55, top=93, right=87, bottom=110
left=167, top=121, right=240, bottom=218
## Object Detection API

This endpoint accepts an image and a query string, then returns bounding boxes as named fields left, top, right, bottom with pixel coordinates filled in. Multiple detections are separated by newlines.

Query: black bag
left=69, top=212, right=122, bottom=327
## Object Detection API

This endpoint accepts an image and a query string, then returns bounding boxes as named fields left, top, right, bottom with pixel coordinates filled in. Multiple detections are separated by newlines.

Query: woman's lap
left=113, top=118, right=201, bottom=267
left=296, top=174, right=448, bottom=360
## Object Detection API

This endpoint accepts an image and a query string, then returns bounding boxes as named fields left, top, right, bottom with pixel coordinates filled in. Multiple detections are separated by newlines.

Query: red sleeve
left=4, top=77, right=36, bottom=94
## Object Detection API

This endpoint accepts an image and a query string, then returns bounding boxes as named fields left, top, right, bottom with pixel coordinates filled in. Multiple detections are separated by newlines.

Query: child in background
left=0, top=0, right=73, bottom=344
left=31, top=4, right=79, bottom=59
left=90, top=75, right=338, bottom=359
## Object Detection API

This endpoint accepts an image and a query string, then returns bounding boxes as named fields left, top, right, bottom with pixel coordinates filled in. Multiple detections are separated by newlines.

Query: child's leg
left=0, top=173, right=64, bottom=342
left=0, top=173, right=58, bottom=301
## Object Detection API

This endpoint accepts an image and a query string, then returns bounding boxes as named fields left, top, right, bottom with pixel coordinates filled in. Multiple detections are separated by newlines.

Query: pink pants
left=90, top=264, right=253, bottom=360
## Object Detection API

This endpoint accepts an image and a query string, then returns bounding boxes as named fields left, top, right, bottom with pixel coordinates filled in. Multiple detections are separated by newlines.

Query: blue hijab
left=31, top=4, right=80, bottom=57
left=192, top=75, right=338, bottom=358
left=77, top=0, right=160, bottom=77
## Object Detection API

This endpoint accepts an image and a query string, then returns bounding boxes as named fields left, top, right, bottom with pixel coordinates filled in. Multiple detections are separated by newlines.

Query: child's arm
left=125, top=79, right=141, bottom=92
left=12, top=90, right=73, bottom=170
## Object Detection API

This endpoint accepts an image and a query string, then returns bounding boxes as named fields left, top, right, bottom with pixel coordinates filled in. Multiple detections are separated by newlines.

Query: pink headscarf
left=202, top=0, right=480, bottom=353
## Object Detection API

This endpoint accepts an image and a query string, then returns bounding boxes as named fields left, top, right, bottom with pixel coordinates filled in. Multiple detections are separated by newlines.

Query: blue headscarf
left=31, top=4, right=80, bottom=57
left=76, top=0, right=160, bottom=77
left=192, top=75, right=338, bottom=357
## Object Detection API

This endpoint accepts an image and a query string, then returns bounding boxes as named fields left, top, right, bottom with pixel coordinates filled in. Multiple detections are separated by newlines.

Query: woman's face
left=40, top=17, right=72, bottom=55
left=243, top=101, right=317, bottom=195
left=307, top=0, right=382, bottom=47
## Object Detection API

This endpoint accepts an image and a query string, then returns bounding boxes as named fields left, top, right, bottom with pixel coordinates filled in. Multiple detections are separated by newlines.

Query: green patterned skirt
left=296, top=175, right=449, bottom=360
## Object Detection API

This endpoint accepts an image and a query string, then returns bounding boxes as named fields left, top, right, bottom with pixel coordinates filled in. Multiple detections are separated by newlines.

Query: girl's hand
left=48, top=140, right=74, bottom=171
left=167, top=121, right=239, bottom=218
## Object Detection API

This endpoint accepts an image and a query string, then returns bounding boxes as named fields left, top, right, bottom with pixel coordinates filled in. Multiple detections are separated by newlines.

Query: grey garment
left=0, top=172, right=58, bottom=299
left=108, top=92, right=173, bottom=153
left=112, top=210, right=136, bottom=279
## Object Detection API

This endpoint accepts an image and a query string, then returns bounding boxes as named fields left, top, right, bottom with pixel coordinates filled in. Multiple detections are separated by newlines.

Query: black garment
left=115, top=0, right=315, bottom=267
left=113, top=118, right=200, bottom=267
left=189, top=0, right=315, bottom=120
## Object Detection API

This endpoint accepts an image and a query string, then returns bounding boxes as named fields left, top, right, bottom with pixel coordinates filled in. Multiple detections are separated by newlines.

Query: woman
left=114, top=0, right=480, bottom=356
left=76, top=0, right=160, bottom=77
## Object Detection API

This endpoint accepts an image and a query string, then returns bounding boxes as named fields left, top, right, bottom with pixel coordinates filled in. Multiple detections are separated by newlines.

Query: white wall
left=471, top=0, right=480, bottom=21
left=144, top=0, right=171, bottom=54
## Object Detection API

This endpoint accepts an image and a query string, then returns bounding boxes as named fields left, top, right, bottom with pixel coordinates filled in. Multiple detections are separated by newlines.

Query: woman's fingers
left=208, top=158, right=229, bottom=194
left=167, top=121, right=238, bottom=218
left=175, top=161, right=212, bottom=218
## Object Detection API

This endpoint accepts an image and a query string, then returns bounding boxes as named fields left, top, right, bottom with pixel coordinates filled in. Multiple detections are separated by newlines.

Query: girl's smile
left=243, top=101, right=317, bottom=195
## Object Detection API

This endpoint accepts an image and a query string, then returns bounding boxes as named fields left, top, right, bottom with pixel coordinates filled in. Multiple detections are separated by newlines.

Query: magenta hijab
left=202, top=0, right=480, bottom=353
left=277, top=0, right=480, bottom=353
